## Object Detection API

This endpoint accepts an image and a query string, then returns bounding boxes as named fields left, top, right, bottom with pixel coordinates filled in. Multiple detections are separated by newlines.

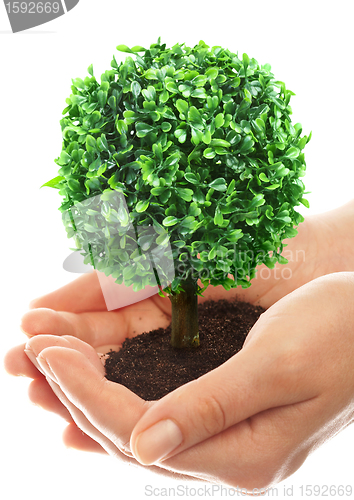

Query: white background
left=1, top=1, right=354, bottom=499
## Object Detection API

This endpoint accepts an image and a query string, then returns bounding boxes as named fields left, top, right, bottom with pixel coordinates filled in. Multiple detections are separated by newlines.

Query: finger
left=25, top=335, right=106, bottom=376
left=21, top=296, right=171, bottom=348
left=35, top=345, right=148, bottom=454
left=3, top=344, right=41, bottom=378
left=35, top=349, right=208, bottom=482
left=29, top=272, right=106, bottom=313
left=157, top=396, right=325, bottom=490
left=24, top=335, right=106, bottom=425
left=28, top=377, right=73, bottom=422
left=130, top=273, right=354, bottom=466
left=43, top=374, right=124, bottom=458
left=20, top=307, right=129, bottom=348
left=62, top=422, right=108, bottom=454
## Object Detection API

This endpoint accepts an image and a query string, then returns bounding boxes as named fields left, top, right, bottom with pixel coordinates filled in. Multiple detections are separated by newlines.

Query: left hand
left=14, top=272, right=354, bottom=490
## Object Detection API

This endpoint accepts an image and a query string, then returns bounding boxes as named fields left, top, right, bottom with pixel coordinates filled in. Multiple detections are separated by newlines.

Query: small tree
left=44, top=39, right=310, bottom=349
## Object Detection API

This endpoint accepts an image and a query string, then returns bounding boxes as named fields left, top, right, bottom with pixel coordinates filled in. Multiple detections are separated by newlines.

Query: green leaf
left=214, top=208, right=224, bottom=226
left=256, top=117, right=265, bottom=129
left=172, top=43, right=184, bottom=55
left=159, top=90, right=169, bottom=103
left=210, top=139, right=230, bottom=148
left=116, top=119, right=128, bottom=135
left=239, top=136, right=254, bottom=153
left=131, top=81, right=141, bottom=98
left=242, top=53, right=250, bottom=68
left=108, top=95, right=117, bottom=111
left=191, top=127, right=203, bottom=145
left=190, top=88, right=207, bottom=99
left=142, top=85, right=156, bottom=102
left=226, top=178, right=235, bottom=195
left=176, top=99, right=188, bottom=116
left=151, top=186, right=166, bottom=196
left=209, top=178, right=227, bottom=192
left=165, top=80, right=178, bottom=93
left=203, top=148, right=216, bottom=159
left=202, top=129, right=211, bottom=144
left=184, top=172, right=199, bottom=184
left=84, top=223, right=98, bottom=233
left=98, top=90, right=107, bottom=108
left=205, top=67, right=218, bottom=80
left=259, top=173, right=269, bottom=182
left=284, top=146, right=300, bottom=159
left=161, top=122, right=172, bottom=132
left=131, top=45, right=146, bottom=52
left=214, top=113, right=225, bottom=128
left=58, top=150, right=71, bottom=165
left=162, top=216, right=179, bottom=226
left=176, top=188, right=194, bottom=201
left=41, top=176, right=64, bottom=189
left=72, top=78, right=85, bottom=90
left=188, top=202, right=201, bottom=217
left=156, top=232, right=170, bottom=246
left=86, top=135, right=97, bottom=151
left=117, top=205, right=130, bottom=226
left=67, top=179, right=81, bottom=192
left=226, top=229, right=243, bottom=242
left=136, top=122, right=155, bottom=137
left=192, top=75, right=208, bottom=87
left=174, top=128, right=187, bottom=143
left=208, top=247, right=217, bottom=260
left=135, top=199, right=150, bottom=213
left=188, top=106, right=202, bottom=125
left=116, top=44, right=132, bottom=53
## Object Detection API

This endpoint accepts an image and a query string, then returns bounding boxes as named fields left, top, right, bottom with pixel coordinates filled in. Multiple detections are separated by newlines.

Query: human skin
left=4, top=200, right=354, bottom=490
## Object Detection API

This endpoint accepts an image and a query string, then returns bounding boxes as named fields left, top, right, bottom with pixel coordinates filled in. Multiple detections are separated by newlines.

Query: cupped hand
left=7, top=272, right=354, bottom=490
left=3, top=210, right=325, bottom=419
left=4, top=201, right=354, bottom=487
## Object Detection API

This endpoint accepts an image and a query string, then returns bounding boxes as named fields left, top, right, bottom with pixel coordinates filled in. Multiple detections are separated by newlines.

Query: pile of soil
left=104, top=298, right=265, bottom=400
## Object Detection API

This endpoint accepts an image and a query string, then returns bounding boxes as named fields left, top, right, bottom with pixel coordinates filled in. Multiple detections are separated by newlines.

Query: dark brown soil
left=104, top=298, right=265, bottom=401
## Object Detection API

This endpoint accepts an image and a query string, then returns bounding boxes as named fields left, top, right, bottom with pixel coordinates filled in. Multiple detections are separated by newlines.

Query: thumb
left=129, top=296, right=321, bottom=466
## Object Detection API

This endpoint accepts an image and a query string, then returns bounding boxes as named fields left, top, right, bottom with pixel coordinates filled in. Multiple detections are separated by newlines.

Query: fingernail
left=36, top=355, right=58, bottom=383
left=134, top=420, right=183, bottom=465
left=24, top=348, right=46, bottom=377
left=24, top=348, right=38, bottom=366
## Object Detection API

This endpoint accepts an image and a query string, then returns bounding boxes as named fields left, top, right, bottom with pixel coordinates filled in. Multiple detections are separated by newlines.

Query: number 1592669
left=5, top=2, right=61, bottom=14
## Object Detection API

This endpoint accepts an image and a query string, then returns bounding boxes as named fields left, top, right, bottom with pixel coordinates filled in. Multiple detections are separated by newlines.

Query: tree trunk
left=169, top=279, right=200, bottom=348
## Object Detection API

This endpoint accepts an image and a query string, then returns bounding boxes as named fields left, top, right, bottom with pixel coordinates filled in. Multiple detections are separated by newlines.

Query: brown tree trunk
left=169, top=279, right=200, bottom=348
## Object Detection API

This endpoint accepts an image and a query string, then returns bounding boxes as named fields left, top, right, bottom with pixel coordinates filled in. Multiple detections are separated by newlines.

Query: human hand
left=8, top=272, right=354, bottom=490
left=4, top=199, right=354, bottom=486
left=4, top=201, right=325, bottom=431
left=203, top=198, right=354, bottom=308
